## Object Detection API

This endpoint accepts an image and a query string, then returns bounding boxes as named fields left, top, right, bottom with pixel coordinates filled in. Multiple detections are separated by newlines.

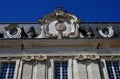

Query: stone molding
left=0, top=54, right=120, bottom=61
left=100, top=55, right=120, bottom=61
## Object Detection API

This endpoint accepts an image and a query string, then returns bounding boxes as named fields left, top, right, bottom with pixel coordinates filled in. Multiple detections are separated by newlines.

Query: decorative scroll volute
left=22, top=54, right=47, bottom=62
left=75, top=54, right=100, bottom=61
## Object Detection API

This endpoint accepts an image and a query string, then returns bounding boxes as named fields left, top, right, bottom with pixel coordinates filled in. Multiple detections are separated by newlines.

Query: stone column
left=68, top=59, right=73, bottom=79
left=73, top=59, right=79, bottom=79
left=100, top=59, right=109, bottom=79
left=22, top=62, right=33, bottom=79
left=32, top=62, right=37, bottom=79
left=78, top=61, right=88, bottom=79
left=48, top=59, right=54, bottom=79
left=36, top=62, right=46, bottom=79
left=87, top=61, right=101, bottom=79
left=13, top=60, right=20, bottom=79
left=18, top=60, right=23, bottom=79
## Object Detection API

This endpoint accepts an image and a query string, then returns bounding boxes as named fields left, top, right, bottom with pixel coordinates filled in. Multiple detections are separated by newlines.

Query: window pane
left=54, top=61, right=68, bottom=79
left=106, top=61, right=120, bottom=79
left=0, top=62, right=15, bottom=79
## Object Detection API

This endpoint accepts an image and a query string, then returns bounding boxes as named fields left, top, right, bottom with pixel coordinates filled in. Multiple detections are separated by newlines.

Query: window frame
left=106, top=61, right=120, bottom=79
left=0, top=59, right=21, bottom=79
left=54, top=61, right=68, bottom=79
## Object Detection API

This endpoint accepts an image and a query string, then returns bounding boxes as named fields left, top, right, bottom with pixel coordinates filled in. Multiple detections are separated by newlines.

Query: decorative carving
left=78, top=26, right=95, bottom=38
left=75, top=54, right=100, bottom=61
left=34, top=55, right=47, bottom=61
left=75, top=55, right=85, bottom=60
left=28, top=26, right=37, bottom=38
left=22, top=56, right=34, bottom=62
left=97, top=24, right=114, bottom=38
left=55, top=21, right=66, bottom=39
left=22, top=55, right=47, bottom=62
left=85, top=27, right=95, bottom=38
left=86, top=55, right=100, bottom=60
left=20, top=27, right=28, bottom=38
left=5, top=24, right=21, bottom=38
left=38, top=8, right=81, bottom=39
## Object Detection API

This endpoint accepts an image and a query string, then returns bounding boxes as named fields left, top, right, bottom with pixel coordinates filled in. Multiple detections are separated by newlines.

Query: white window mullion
left=119, top=61, right=120, bottom=69
left=60, top=63, right=62, bottom=79
left=6, top=63, right=10, bottom=79
left=0, top=62, right=2, bottom=73
left=111, top=62, right=117, bottom=79
left=118, top=61, right=120, bottom=78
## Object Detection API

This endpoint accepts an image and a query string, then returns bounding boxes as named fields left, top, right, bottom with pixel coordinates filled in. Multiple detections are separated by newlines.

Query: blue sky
left=0, top=0, right=120, bottom=22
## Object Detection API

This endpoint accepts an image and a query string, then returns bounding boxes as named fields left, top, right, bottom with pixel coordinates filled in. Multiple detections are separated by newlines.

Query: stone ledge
left=0, top=39, right=120, bottom=48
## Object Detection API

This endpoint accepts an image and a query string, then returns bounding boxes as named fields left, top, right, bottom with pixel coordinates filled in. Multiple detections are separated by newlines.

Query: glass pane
left=54, top=62, right=60, bottom=79
left=54, top=61, right=68, bottom=79
left=62, top=62, right=68, bottom=79
left=106, top=61, right=120, bottom=79
left=0, top=62, right=15, bottom=79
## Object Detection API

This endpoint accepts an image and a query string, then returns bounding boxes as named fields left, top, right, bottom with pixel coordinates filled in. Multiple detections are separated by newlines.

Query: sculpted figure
left=20, top=27, right=28, bottom=38
left=78, top=27, right=95, bottom=38
left=0, top=33, right=3, bottom=38
left=85, top=27, right=95, bottom=38
left=28, top=26, right=37, bottom=38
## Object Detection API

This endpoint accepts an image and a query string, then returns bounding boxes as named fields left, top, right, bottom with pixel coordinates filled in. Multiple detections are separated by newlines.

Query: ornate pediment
left=37, top=8, right=81, bottom=39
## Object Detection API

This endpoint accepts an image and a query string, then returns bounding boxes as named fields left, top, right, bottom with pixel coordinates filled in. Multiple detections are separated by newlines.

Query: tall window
left=106, top=61, right=120, bottom=79
left=54, top=61, right=68, bottom=79
left=0, top=62, right=15, bottom=79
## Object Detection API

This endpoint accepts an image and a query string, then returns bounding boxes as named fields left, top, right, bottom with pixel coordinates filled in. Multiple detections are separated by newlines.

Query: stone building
left=0, top=8, right=120, bottom=79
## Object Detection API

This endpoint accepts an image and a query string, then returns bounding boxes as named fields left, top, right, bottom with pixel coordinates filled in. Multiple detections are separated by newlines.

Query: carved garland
left=75, top=54, right=100, bottom=61
left=22, top=54, right=47, bottom=62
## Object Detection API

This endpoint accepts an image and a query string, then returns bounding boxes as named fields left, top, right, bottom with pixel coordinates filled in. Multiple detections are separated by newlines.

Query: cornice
left=0, top=54, right=120, bottom=61
left=0, top=39, right=120, bottom=48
